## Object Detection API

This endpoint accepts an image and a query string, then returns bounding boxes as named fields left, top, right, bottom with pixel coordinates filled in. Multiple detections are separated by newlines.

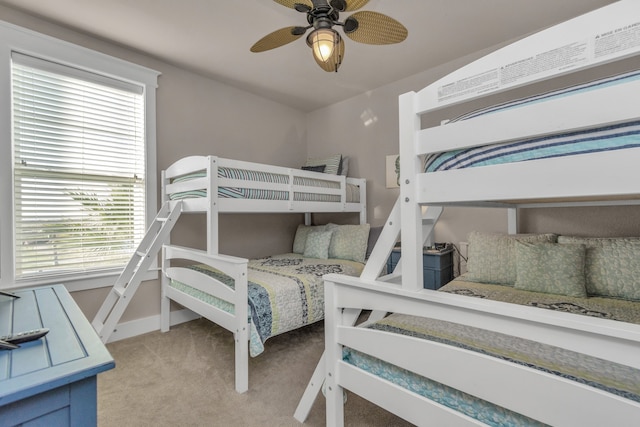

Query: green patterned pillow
left=304, top=154, right=342, bottom=175
left=327, top=224, right=370, bottom=263
left=466, top=232, right=557, bottom=286
left=303, top=230, right=333, bottom=259
left=514, top=242, right=587, bottom=297
left=558, top=236, right=640, bottom=301
left=293, top=224, right=327, bottom=254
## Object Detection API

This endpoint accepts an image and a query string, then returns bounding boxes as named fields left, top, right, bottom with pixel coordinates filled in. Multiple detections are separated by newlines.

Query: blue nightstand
left=387, top=247, right=454, bottom=290
left=0, top=285, right=115, bottom=427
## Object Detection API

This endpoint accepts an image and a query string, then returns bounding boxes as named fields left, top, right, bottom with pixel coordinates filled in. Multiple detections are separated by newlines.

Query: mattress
left=169, top=253, right=364, bottom=356
left=425, top=70, right=640, bottom=172
left=169, top=167, right=361, bottom=203
left=343, top=278, right=640, bottom=426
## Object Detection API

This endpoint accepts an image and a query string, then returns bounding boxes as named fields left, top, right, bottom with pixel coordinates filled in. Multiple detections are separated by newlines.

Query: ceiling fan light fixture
left=307, top=28, right=340, bottom=63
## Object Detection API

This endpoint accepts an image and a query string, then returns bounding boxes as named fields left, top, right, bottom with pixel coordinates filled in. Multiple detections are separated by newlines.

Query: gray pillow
left=304, top=154, right=342, bottom=175
left=558, top=236, right=640, bottom=301
left=292, top=224, right=327, bottom=254
left=514, top=242, right=587, bottom=298
left=303, top=230, right=333, bottom=259
left=327, top=223, right=370, bottom=263
left=466, top=231, right=557, bottom=285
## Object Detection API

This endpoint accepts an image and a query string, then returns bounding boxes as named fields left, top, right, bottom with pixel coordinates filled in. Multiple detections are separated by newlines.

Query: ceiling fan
left=250, top=0, right=408, bottom=72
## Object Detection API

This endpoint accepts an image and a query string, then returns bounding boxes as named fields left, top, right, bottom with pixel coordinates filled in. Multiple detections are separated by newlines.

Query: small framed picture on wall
left=385, top=154, right=400, bottom=188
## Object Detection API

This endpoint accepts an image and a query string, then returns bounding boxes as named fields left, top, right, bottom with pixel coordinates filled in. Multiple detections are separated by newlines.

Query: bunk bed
left=323, top=1, right=640, bottom=426
left=158, top=155, right=368, bottom=393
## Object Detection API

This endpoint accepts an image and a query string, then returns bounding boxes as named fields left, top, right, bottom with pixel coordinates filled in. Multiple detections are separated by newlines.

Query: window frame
left=0, top=20, right=160, bottom=292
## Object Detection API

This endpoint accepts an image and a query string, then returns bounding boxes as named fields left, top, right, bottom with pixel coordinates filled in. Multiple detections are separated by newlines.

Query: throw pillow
left=304, top=154, right=342, bottom=175
left=328, top=224, right=370, bottom=263
left=558, top=236, right=640, bottom=301
left=304, top=230, right=333, bottom=259
left=514, top=242, right=587, bottom=298
left=293, top=224, right=326, bottom=254
left=466, top=231, right=557, bottom=285
left=301, top=165, right=326, bottom=173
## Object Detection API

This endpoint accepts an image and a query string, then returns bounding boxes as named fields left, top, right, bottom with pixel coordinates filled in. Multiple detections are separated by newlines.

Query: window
left=1, top=21, right=159, bottom=291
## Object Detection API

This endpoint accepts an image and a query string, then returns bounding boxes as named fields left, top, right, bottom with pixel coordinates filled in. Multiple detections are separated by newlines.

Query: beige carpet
left=98, top=318, right=413, bottom=426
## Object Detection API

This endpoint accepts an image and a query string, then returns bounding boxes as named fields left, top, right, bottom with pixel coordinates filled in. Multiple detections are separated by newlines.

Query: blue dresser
left=0, top=285, right=115, bottom=427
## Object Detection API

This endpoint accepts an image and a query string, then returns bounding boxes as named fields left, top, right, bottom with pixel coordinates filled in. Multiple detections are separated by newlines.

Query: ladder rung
left=92, top=200, right=181, bottom=343
left=92, top=319, right=104, bottom=332
left=113, top=286, right=126, bottom=297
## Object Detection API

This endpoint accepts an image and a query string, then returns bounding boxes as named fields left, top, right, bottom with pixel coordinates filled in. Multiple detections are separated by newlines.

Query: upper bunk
left=161, top=155, right=366, bottom=220
left=399, top=0, right=640, bottom=210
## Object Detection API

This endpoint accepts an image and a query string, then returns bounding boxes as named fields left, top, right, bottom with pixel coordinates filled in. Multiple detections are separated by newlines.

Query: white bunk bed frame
left=324, top=2, right=640, bottom=426
left=158, top=155, right=366, bottom=393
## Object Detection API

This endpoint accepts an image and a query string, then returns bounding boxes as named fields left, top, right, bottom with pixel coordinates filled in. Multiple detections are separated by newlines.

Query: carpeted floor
left=98, top=318, right=413, bottom=426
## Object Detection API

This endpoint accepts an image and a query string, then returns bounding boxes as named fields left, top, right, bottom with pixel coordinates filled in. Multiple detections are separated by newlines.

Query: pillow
left=558, top=236, right=640, bottom=301
left=466, top=231, right=557, bottom=285
left=303, top=230, right=333, bottom=259
left=292, top=224, right=326, bottom=254
left=514, top=242, right=587, bottom=297
left=304, top=154, right=342, bottom=175
left=339, top=156, right=349, bottom=176
left=301, top=165, right=326, bottom=173
left=328, top=224, right=370, bottom=263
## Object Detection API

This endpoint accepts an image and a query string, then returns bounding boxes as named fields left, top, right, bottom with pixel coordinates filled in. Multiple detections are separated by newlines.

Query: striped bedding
left=344, top=278, right=640, bottom=426
left=169, top=253, right=364, bottom=357
left=169, top=167, right=361, bottom=203
left=425, top=70, right=640, bottom=172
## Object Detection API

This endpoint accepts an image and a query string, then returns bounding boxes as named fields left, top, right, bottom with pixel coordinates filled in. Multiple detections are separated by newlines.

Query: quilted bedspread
left=170, top=253, right=364, bottom=356
left=343, top=277, right=640, bottom=426
left=344, top=308, right=639, bottom=427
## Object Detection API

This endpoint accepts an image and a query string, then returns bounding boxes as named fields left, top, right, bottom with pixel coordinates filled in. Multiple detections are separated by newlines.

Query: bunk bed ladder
left=295, top=200, right=443, bottom=423
left=92, top=201, right=182, bottom=343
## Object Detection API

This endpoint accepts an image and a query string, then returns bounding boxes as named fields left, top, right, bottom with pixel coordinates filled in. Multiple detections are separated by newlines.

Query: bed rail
left=161, top=244, right=250, bottom=392
left=324, top=274, right=640, bottom=427
left=161, top=155, right=366, bottom=217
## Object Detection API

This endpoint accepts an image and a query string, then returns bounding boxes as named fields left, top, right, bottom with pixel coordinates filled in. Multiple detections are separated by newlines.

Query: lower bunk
left=324, top=234, right=640, bottom=426
left=161, top=223, right=370, bottom=393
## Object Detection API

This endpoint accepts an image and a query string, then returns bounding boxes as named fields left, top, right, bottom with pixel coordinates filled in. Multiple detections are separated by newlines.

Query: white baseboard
left=106, top=309, right=200, bottom=343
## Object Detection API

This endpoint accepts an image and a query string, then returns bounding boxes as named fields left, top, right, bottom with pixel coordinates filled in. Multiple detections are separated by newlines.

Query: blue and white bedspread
left=170, top=254, right=364, bottom=356
left=344, top=310, right=640, bottom=427
left=425, top=70, right=640, bottom=172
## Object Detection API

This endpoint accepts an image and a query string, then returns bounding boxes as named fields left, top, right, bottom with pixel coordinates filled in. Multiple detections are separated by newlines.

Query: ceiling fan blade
left=341, top=0, right=369, bottom=11
left=250, top=27, right=305, bottom=53
left=272, top=0, right=313, bottom=10
left=313, top=36, right=345, bottom=72
left=343, top=11, right=408, bottom=45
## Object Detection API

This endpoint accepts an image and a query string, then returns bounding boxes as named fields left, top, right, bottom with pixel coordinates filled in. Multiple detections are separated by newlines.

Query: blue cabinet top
left=0, top=285, right=115, bottom=406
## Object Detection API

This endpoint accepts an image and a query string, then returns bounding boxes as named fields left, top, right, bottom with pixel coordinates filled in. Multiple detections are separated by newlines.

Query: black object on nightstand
left=387, top=247, right=454, bottom=290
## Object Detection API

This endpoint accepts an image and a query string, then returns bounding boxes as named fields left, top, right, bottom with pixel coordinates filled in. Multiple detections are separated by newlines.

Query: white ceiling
left=0, top=0, right=618, bottom=111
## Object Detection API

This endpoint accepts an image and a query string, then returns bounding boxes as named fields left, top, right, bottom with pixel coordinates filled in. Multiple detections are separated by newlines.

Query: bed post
left=207, top=156, right=219, bottom=254
left=160, top=169, right=171, bottom=332
left=324, top=278, right=345, bottom=427
left=507, top=207, right=518, bottom=234
left=399, top=91, right=424, bottom=291
left=359, top=179, right=367, bottom=224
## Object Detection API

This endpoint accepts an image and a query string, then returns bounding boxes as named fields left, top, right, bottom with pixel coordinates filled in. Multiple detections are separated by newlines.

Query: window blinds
left=12, top=52, right=146, bottom=280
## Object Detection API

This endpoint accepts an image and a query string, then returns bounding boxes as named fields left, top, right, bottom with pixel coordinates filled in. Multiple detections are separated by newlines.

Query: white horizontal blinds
left=12, top=52, right=146, bottom=280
